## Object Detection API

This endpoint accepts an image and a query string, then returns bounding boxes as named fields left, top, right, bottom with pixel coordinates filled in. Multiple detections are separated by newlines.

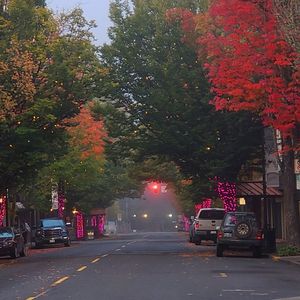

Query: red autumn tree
left=66, top=104, right=107, bottom=160
left=167, top=0, right=300, bottom=246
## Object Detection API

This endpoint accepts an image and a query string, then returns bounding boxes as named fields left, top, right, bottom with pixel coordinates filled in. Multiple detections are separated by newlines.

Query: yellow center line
left=26, top=291, right=47, bottom=300
left=91, top=258, right=100, bottom=263
left=219, top=272, right=228, bottom=278
left=51, top=276, right=69, bottom=287
left=77, top=266, right=87, bottom=272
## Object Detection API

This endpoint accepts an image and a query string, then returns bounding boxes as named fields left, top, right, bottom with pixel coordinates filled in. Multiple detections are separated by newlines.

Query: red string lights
left=0, top=196, right=6, bottom=227
left=195, top=198, right=212, bottom=214
left=216, top=180, right=237, bottom=212
left=76, top=212, right=84, bottom=239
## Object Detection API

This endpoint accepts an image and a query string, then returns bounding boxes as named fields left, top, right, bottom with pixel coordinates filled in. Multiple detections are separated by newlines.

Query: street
left=0, top=232, right=299, bottom=300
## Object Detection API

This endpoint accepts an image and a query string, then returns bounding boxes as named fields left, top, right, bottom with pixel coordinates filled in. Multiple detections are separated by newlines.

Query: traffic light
left=151, top=182, right=160, bottom=194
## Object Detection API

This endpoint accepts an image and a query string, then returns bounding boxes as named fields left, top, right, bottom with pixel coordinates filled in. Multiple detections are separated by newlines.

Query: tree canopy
left=100, top=0, right=263, bottom=205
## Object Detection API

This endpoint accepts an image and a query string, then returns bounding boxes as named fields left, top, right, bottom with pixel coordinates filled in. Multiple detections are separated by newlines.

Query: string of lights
left=0, top=196, right=6, bottom=226
left=216, top=180, right=237, bottom=212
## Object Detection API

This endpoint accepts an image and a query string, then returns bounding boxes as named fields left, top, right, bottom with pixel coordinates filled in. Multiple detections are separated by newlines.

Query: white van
left=193, top=208, right=225, bottom=244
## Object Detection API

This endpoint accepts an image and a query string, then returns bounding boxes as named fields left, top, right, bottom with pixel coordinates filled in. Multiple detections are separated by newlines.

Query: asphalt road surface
left=0, top=232, right=300, bottom=300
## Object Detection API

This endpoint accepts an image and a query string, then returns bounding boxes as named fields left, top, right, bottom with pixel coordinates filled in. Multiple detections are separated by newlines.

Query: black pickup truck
left=35, top=218, right=71, bottom=248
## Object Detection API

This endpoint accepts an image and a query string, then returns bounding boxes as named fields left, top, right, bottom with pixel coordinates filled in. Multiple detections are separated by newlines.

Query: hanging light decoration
left=216, top=179, right=237, bottom=212
left=98, top=214, right=105, bottom=235
left=76, top=212, right=84, bottom=239
left=195, top=198, right=212, bottom=214
left=0, top=196, right=6, bottom=227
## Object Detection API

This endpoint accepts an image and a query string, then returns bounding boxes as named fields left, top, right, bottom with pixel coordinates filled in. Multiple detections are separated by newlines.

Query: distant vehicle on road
left=35, top=218, right=71, bottom=248
left=216, top=211, right=263, bottom=257
left=0, top=227, right=27, bottom=258
left=193, top=208, right=225, bottom=245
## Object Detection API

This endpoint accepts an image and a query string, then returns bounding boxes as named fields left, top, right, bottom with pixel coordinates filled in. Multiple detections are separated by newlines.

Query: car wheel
left=64, top=239, right=71, bottom=247
left=10, top=246, right=19, bottom=259
left=235, top=221, right=252, bottom=239
left=253, top=247, right=261, bottom=258
left=194, top=239, right=201, bottom=245
left=35, top=242, right=42, bottom=249
left=20, top=245, right=28, bottom=257
left=216, top=244, right=223, bottom=257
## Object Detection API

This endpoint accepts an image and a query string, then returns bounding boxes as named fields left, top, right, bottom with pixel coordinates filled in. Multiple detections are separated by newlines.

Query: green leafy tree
left=0, top=2, right=105, bottom=211
left=100, top=0, right=263, bottom=206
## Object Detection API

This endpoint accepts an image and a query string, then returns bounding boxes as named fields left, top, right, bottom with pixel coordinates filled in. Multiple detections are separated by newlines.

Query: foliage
left=66, top=104, right=107, bottom=159
left=204, top=0, right=299, bottom=144
left=0, top=2, right=104, bottom=197
left=101, top=0, right=263, bottom=206
left=169, top=0, right=300, bottom=245
left=277, top=244, right=300, bottom=257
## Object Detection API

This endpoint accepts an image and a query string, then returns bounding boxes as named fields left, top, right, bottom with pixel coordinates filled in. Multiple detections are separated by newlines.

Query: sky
left=47, top=0, right=112, bottom=45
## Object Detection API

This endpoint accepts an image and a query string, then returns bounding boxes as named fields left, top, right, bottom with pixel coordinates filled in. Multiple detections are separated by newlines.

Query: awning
left=236, top=182, right=282, bottom=197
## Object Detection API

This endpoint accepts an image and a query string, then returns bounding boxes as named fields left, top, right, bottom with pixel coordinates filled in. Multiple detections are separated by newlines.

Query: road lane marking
left=127, top=241, right=137, bottom=245
left=273, top=297, right=300, bottom=300
left=223, top=289, right=255, bottom=292
left=91, top=258, right=100, bottom=263
left=122, top=245, right=126, bottom=248
left=77, top=266, right=87, bottom=272
left=102, top=254, right=109, bottom=257
left=219, top=272, right=228, bottom=278
left=51, top=276, right=69, bottom=287
left=26, top=291, right=47, bottom=300
left=115, top=248, right=121, bottom=251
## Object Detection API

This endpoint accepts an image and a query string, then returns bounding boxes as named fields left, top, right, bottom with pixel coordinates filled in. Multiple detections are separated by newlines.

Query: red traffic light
left=151, top=182, right=160, bottom=194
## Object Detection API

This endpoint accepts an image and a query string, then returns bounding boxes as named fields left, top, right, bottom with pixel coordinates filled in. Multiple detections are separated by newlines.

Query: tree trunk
left=282, top=148, right=300, bottom=247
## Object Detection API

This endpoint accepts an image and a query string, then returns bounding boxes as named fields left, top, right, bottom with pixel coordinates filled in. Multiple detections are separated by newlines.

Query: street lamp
left=143, top=213, right=148, bottom=219
left=168, top=214, right=173, bottom=218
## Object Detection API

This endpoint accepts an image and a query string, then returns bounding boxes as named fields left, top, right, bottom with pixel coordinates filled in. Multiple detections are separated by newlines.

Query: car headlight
left=3, top=241, right=13, bottom=247
left=36, top=230, right=43, bottom=236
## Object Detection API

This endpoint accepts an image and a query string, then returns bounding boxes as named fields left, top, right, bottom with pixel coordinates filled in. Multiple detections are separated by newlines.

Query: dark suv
left=216, top=212, right=263, bottom=257
left=35, top=218, right=71, bottom=248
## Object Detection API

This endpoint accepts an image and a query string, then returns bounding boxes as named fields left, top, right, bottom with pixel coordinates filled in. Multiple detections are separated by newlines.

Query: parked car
left=35, top=218, right=71, bottom=248
left=216, top=211, right=263, bottom=257
left=0, top=227, right=27, bottom=258
left=193, top=208, right=225, bottom=245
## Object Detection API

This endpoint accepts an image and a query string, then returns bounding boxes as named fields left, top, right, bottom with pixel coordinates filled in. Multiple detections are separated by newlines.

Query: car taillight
left=217, top=231, right=223, bottom=239
left=256, top=230, right=263, bottom=240
left=195, top=222, right=200, bottom=229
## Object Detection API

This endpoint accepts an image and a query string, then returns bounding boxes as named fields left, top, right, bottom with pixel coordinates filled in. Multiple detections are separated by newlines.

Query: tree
left=28, top=103, right=138, bottom=213
left=100, top=0, right=263, bottom=207
left=0, top=3, right=104, bottom=193
left=273, top=0, right=300, bottom=63
left=170, top=0, right=300, bottom=245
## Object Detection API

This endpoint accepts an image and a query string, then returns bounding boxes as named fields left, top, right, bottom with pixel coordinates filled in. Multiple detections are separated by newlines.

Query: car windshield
left=41, top=219, right=65, bottom=228
left=198, top=210, right=225, bottom=220
left=0, top=228, right=13, bottom=238
left=224, top=214, right=257, bottom=226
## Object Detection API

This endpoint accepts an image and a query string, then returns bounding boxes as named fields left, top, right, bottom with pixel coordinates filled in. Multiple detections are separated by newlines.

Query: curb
left=271, top=255, right=300, bottom=266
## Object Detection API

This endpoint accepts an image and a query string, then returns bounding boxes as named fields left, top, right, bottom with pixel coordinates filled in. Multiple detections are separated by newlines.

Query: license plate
left=49, top=239, right=55, bottom=243
left=224, top=233, right=232, bottom=237
left=211, top=231, right=216, bottom=234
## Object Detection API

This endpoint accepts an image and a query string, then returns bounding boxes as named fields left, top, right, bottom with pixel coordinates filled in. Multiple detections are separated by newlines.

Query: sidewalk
left=272, top=255, right=300, bottom=266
